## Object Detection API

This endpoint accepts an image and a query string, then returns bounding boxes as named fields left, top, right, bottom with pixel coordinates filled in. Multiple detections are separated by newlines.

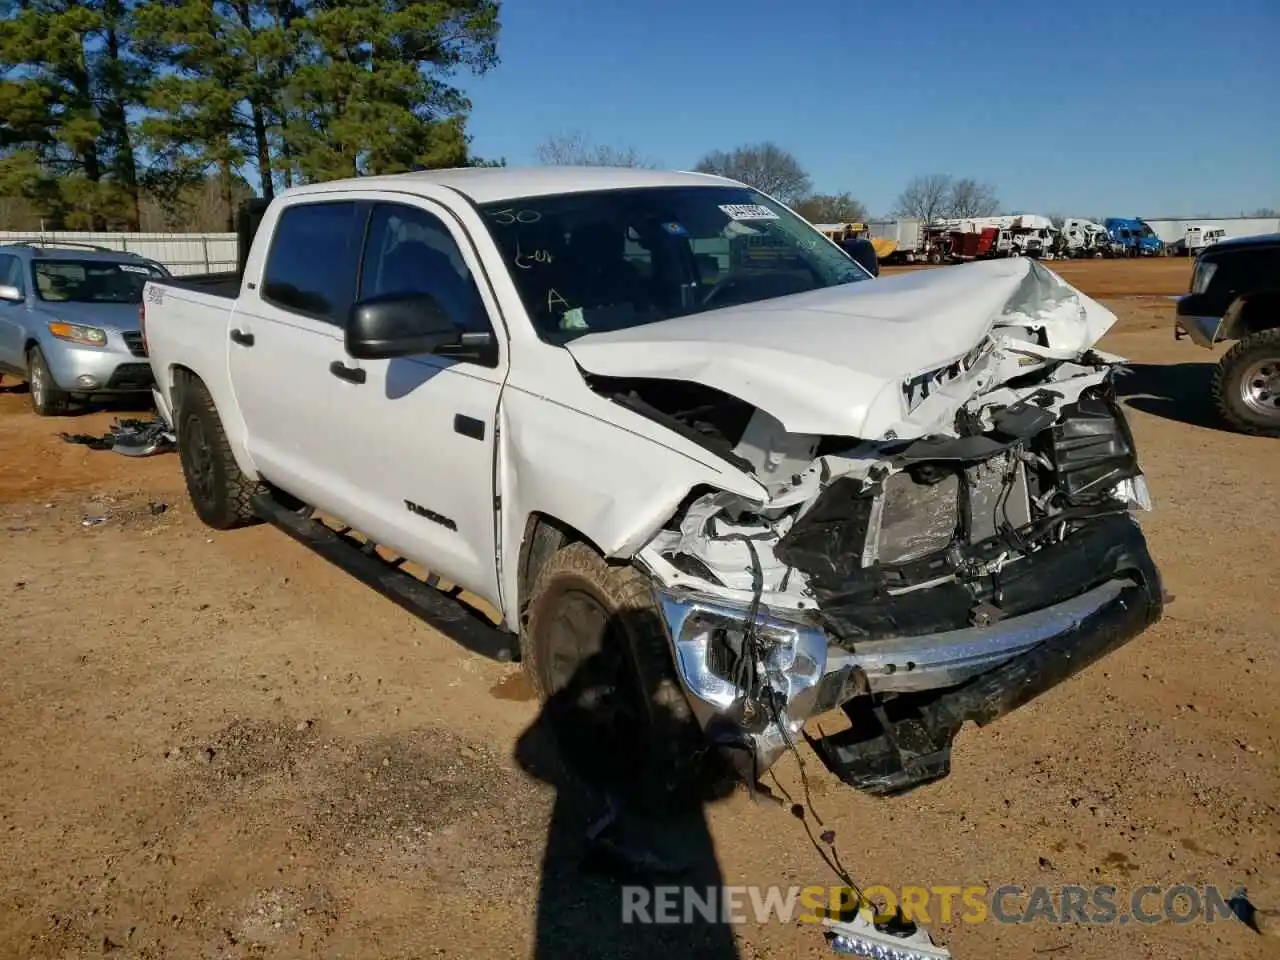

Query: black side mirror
left=845, top=238, right=880, bottom=277
left=346, top=293, right=483, bottom=360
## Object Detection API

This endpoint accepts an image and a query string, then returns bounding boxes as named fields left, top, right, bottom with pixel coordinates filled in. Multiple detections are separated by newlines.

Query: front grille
left=106, top=363, right=154, bottom=390
left=121, top=331, right=147, bottom=357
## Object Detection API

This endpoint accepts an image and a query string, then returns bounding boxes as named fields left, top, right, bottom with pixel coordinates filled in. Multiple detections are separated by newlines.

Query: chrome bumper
left=655, top=575, right=1159, bottom=780
left=831, top=580, right=1128, bottom=694
left=1177, top=314, right=1224, bottom=349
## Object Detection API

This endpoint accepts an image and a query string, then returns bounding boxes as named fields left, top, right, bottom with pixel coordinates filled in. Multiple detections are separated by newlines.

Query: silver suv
left=0, top=242, right=170, bottom=415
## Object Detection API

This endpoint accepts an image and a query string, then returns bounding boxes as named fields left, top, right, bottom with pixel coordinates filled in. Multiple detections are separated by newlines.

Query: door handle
left=230, top=328, right=255, bottom=347
left=329, top=360, right=366, bottom=384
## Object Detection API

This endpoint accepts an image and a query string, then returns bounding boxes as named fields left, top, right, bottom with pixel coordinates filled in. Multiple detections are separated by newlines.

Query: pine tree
left=0, top=0, right=146, bottom=229
left=285, top=0, right=499, bottom=181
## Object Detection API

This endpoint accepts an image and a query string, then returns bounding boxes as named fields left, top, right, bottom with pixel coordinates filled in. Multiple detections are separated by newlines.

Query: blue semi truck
left=1104, top=217, right=1164, bottom=256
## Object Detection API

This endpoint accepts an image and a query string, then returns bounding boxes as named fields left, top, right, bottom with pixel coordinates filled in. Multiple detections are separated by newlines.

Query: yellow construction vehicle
left=815, top=222, right=899, bottom=261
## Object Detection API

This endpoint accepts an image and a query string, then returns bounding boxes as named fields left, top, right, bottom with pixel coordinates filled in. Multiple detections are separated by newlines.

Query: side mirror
left=0, top=283, right=23, bottom=302
left=846, top=238, right=880, bottom=277
left=345, top=293, right=496, bottom=364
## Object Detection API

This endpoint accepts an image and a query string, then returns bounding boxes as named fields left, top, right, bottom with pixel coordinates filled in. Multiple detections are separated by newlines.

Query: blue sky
left=465, top=0, right=1279, bottom=218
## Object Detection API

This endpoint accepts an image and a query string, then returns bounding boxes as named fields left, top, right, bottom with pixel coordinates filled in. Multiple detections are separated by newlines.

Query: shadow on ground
left=515, top=613, right=744, bottom=960
left=1115, top=362, right=1229, bottom=432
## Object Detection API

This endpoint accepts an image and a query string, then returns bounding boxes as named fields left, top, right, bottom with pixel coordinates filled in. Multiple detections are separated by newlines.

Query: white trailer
left=1174, top=224, right=1230, bottom=257
left=866, top=219, right=924, bottom=263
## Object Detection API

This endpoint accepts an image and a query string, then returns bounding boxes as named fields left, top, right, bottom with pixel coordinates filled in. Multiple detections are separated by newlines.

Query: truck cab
left=1104, top=217, right=1164, bottom=257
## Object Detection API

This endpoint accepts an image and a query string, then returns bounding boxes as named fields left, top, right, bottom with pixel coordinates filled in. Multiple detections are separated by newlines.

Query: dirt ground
left=2, top=258, right=1277, bottom=959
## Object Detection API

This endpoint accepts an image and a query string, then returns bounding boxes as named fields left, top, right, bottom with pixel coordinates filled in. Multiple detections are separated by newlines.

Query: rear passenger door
left=228, top=198, right=367, bottom=514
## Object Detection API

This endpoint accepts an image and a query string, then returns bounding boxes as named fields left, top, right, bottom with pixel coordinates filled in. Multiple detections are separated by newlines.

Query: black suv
left=1176, top=233, right=1280, bottom=435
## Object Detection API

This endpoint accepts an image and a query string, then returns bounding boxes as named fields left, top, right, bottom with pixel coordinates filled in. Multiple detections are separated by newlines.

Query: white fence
left=0, top=231, right=237, bottom=276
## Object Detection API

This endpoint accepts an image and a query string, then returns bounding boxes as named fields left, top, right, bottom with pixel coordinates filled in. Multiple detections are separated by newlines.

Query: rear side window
left=1218, top=248, right=1280, bottom=291
left=262, top=202, right=364, bottom=323
left=0, top=254, right=22, bottom=294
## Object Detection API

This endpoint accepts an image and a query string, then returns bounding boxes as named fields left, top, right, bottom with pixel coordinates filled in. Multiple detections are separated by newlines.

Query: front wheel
left=521, top=543, right=704, bottom=811
left=27, top=346, right=71, bottom=416
left=1213, top=328, right=1280, bottom=437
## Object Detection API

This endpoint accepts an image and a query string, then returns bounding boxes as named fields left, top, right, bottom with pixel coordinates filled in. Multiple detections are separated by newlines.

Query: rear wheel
left=521, top=543, right=704, bottom=812
left=176, top=376, right=263, bottom=528
left=1214, top=328, right=1280, bottom=437
left=26, top=346, right=70, bottom=416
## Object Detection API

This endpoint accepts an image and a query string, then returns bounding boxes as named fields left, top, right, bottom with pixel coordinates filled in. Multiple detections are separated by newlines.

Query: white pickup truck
left=141, top=167, right=1164, bottom=805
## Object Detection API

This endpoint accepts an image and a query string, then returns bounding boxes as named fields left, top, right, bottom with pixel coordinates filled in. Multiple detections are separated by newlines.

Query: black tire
left=175, top=375, right=263, bottom=528
left=521, top=542, right=704, bottom=811
left=26, top=346, right=71, bottom=416
left=1213, top=328, right=1280, bottom=437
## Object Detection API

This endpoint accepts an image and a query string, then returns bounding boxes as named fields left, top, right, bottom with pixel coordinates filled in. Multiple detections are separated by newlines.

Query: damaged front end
left=616, top=268, right=1164, bottom=794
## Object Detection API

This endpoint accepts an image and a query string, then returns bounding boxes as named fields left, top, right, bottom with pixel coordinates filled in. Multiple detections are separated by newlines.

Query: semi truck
left=1104, top=218, right=1163, bottom=257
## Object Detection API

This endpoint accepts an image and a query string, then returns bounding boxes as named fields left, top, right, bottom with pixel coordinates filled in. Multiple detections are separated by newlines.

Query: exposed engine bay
left=568, top=258, right=1163, bottom=793
left=610, top=357, right=1150, bottom=647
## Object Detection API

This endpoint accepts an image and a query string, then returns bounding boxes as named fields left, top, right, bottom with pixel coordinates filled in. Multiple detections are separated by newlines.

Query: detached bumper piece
left=809, top=571, right=1162, bottom=795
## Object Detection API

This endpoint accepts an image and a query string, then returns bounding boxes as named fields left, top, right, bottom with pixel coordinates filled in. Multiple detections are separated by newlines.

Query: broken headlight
left=1111, top=474, right=1153, bottom=511
left=655, top=592, right=829, bottom=722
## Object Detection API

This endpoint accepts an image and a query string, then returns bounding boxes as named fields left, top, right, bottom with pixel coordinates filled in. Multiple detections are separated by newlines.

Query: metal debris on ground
left=81, top=516, right=108, bottom=527
left=60, top=418, right=176, bottom=457
left=824, top=910, right=953, bottom=958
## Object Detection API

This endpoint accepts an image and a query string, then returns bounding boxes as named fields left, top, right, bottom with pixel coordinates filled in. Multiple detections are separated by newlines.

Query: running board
left=250, top=493, right=515, bottom=662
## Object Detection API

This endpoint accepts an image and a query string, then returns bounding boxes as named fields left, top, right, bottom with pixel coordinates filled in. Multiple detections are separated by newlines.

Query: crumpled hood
left=566, top=258, right=1116, bottom=438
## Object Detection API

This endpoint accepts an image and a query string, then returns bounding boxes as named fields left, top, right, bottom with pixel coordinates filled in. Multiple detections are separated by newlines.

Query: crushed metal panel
left=876, top=471, right=960, bottom=565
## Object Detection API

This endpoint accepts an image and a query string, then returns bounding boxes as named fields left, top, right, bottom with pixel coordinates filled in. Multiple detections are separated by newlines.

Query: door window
left=358, top=203, right=491, bottom=339
left=261, top=201, right=364, bottom=323
left=0, top=255, right=23, bottom=295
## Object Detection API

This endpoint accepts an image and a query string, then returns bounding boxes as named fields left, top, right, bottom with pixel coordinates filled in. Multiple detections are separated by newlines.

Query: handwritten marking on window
left=488, top=208, right=542, bottom=225
left=547, top=288, right=569, bottom=314
left=515, top=242, right=554, bottom=270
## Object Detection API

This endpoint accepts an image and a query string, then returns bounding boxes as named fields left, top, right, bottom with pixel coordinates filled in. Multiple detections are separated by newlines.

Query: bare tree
left=1251, top=207, right=1279, bottom=217
left=793, top=192, right=868, bottom=223
left=948, top=178, right=1000, bottom=218
left=694, top=142, right=811, bottom=204
left=894, top=174, right=953, bottom=223
left=536, top=131, right=657, bottom=168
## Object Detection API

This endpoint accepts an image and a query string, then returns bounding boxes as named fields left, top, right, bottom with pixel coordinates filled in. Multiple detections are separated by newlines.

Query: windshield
left=477, top=186, right=871, bottom=341
left=32, top=259, right=166, bottom=303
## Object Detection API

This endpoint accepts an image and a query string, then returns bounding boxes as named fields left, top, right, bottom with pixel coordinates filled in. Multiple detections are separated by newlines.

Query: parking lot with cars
left=1, top=256, right=1277, bottom=959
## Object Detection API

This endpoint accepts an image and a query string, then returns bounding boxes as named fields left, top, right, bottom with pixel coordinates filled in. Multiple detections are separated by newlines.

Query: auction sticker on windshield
left=719, top=204, right=779, bottom=221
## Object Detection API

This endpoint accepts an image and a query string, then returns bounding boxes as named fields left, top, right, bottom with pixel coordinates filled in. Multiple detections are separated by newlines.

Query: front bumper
left=41, top=333, right=153, bottom=394
left=655, top=521, right=1163, bottom=790
left=1175, top=312, right=1224, bottom=349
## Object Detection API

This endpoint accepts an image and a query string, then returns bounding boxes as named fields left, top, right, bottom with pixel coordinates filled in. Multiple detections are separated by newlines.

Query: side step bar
left=250, top=493, right=516, bottom=662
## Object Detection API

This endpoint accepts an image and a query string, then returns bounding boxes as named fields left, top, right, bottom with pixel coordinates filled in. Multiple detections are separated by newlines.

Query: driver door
left=326, top=199, right=508, bottom=610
